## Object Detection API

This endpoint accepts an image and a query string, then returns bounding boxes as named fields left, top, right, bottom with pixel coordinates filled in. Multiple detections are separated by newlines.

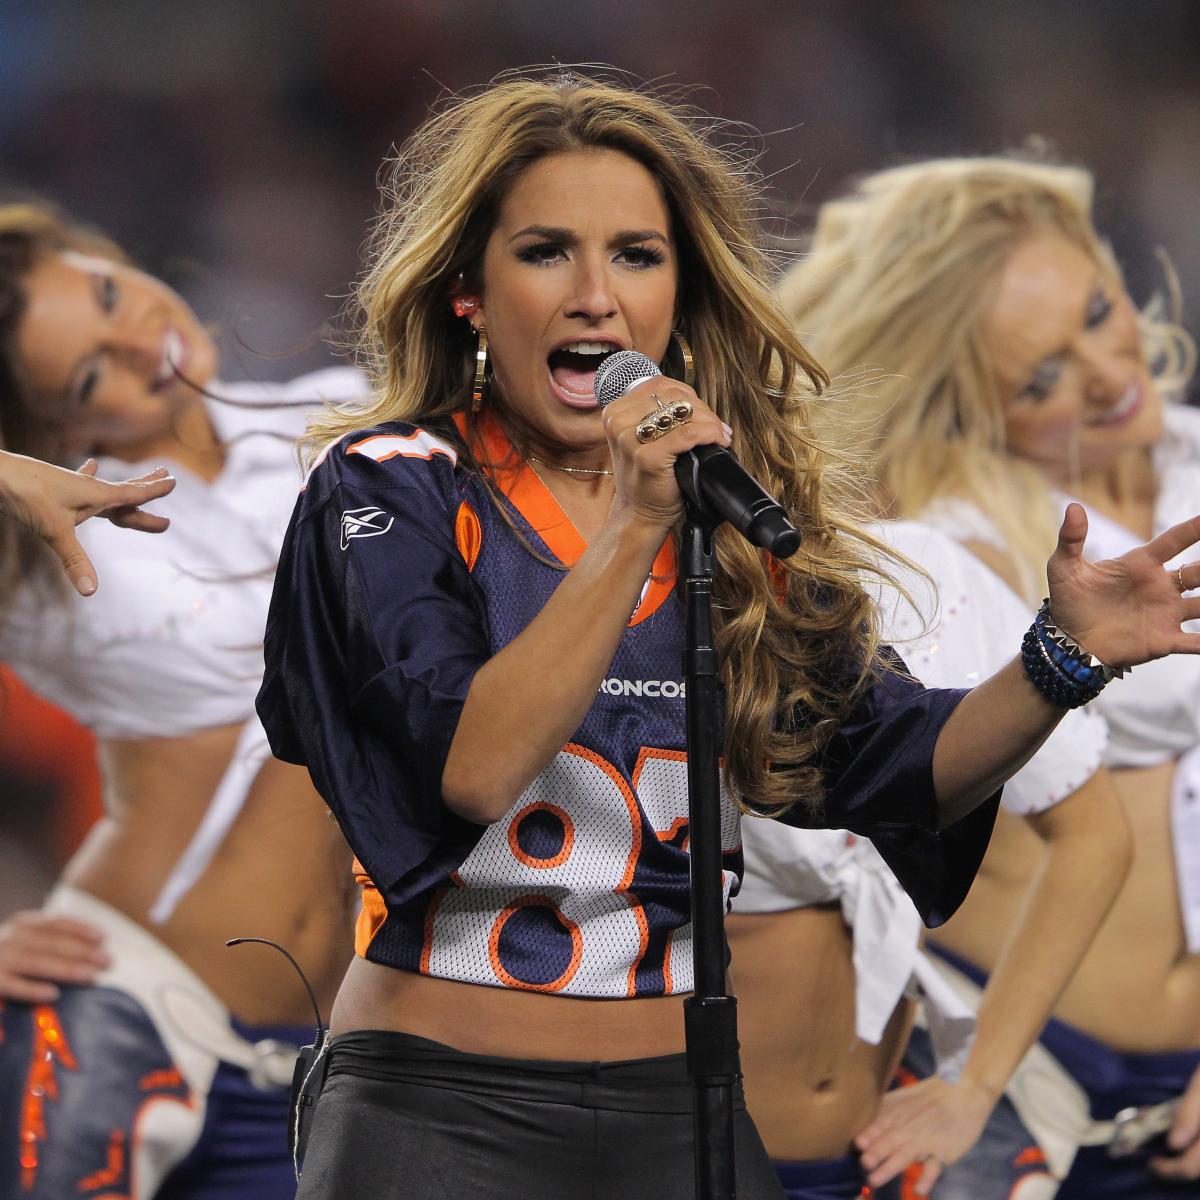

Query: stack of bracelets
left=1021, top=598, right=1128, bottom=709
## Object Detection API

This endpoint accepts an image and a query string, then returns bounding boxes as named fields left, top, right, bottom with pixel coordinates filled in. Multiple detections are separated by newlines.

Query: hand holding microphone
left=594, top=351, right=801, bottom=559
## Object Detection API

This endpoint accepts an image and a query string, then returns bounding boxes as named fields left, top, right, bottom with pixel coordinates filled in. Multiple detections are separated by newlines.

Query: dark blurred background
left=2, top=0, right=1199, bottom=898
left=5, top=1, right=1200, bottom=382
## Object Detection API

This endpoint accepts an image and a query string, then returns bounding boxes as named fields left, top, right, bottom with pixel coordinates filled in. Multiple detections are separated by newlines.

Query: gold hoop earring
left=472, top=328, right=489, bottom=412
left=670, top=329, right=695, bottom=389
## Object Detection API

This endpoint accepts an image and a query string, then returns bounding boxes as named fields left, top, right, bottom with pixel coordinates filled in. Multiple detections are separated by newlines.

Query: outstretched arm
left=0, top=452, right=176, bottom=595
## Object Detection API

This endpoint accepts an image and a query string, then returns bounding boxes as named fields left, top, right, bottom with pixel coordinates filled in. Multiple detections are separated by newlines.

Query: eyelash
left=1085, top=290, right=1113, bottom=328
left=97, top=273, right=118, bottom=312
left=620, top=245, right=667, bottom=268
left=73, top=275, right=118, bottom=405
left=1021, top=379, right=1053, bottom=404
left=516, top=242, right=666, bottom=269
left=76, top=368, right=99, bottom=407
left=1020, top=289, right=1115, bottom=402
left=516, top=242, right=563, bottom=266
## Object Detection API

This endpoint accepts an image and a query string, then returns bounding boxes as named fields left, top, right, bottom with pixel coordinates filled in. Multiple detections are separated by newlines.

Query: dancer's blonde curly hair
left=779, top=155, right=1196, bottom=601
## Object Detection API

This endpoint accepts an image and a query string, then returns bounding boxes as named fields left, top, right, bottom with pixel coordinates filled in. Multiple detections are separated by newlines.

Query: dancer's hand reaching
left=1151, top=1065, right=1200, bottom=1180
left=0, top=910, right=110, bottom=1003
left=1045, top=504, right=1200, bottom=669
left=855, top=1074, right=996, bottom=1194
left=0, top=452, right=176, bottom=595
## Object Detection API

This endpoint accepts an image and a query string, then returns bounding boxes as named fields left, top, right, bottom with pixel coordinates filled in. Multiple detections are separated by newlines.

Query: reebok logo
left=340, top=506, right=394, bottom=550
left=599, top=677, right=686, bottom=699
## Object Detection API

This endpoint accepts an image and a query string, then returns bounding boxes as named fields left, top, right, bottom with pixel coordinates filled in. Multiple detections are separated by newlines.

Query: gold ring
left=637, top=398, right=694, bottom=441
left=1178, top=564, right=1189, bottom=593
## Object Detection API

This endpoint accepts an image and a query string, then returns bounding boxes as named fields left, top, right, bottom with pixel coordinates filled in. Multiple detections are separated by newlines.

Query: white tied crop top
left=0, top=366, right=370, bottom=920
left=1, top=367, right=367, bottom=738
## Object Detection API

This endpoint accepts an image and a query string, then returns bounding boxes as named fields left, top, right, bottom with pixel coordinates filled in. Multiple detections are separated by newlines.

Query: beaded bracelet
left=1019, top=599, right=1127, bottom=709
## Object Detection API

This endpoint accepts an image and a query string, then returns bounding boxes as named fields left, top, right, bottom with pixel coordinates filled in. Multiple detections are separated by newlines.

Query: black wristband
left=1019, top=599, right=1124, bottom=709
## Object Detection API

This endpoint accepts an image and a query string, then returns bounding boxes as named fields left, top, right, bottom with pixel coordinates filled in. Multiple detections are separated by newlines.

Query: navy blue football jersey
left=258, top=413, right=997, bottom=996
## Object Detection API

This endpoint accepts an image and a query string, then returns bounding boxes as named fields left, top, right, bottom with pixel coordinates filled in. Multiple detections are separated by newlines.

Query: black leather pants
left=295, top=1030, right=784, bottom=1199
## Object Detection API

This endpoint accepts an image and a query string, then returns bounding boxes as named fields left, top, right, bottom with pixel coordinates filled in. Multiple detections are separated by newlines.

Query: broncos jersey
left=258, top=412, right=998, bottom=997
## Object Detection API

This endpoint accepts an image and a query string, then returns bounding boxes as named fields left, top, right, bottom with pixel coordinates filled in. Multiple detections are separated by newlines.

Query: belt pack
left=289, top=1032, right=332, bottom=1179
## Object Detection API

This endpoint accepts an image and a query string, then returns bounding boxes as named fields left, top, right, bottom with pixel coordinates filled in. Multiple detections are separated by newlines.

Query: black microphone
left=593, top=350, right=801, bottom=559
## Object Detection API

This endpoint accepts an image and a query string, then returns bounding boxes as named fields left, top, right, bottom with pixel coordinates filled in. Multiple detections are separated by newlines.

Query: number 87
left=422, top=743, right=740, bottom=997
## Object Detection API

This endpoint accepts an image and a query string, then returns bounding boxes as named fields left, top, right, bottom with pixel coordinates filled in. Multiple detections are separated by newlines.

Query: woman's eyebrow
left=507, top=225, right=671, bottom=245
left=509, top=225, right=574, bottom=244
left=612, top=228, right=670, bottom=245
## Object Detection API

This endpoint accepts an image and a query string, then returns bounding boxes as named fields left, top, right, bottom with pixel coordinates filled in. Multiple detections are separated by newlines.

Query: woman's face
left=475, top=147, right=678, bottom=455
left=16, top=250, right=217, bottom=460
left=982, top=232, right=1161, bottom=480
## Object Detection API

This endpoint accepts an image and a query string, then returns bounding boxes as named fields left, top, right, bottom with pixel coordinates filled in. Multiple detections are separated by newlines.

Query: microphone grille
left=594, top=350, right=661, bottom=408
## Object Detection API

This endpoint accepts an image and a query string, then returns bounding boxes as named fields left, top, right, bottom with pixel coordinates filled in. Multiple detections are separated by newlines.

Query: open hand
left=1045, top=504, right=1200, bottom=669
left=0, top=452, right=176, bottom=595
left=855, top=1074, right=996, bottom=1194
left=0, top=910, right=110, bottom=1003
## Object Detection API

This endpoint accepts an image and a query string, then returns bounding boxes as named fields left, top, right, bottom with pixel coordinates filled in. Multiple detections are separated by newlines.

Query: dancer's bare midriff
left=727, top=904, right=914, bottom=1160
left=933, top=760, right=1200, bottom=1053
left=63, top=722, right=355, bottom=1026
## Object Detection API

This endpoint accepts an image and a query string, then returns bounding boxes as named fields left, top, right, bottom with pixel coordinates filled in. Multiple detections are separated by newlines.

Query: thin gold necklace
left=527, top=454, right=613, bottom=477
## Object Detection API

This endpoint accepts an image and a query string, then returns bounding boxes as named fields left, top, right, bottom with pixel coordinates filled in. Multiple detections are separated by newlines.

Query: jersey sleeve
left=256, top=435, right=489, bottom=891
left=778, top=651, right=999, bottom=928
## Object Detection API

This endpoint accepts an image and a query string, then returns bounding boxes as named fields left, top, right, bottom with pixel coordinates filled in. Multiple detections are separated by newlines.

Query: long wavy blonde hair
left=309, top=69, right=897, bottom=817
left=779, top=155, right=1196, bottom=601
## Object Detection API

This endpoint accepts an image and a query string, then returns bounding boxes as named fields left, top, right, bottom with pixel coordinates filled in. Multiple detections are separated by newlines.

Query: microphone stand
left=680, top=510, right=739, bottom=1200
left=594, top=354, right=801, bottom=1197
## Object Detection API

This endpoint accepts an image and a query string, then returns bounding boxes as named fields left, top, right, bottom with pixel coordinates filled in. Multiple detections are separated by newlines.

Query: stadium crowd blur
left=1, top=0, right=1198, bottom=906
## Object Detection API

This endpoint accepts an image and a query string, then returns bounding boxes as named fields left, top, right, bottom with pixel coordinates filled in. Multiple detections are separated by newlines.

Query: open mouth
left=547, top=341, right=621, bottom=403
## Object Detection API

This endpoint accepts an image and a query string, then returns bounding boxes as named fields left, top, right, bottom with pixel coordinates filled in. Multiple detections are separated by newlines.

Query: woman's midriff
left=727, top=905, right=913, bottom=1161
left=330, top=956, right=689, bottom=1060
left=63, top=723, right=356, bottom=1026
left=932, top=760, right=1200, bottom=1052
